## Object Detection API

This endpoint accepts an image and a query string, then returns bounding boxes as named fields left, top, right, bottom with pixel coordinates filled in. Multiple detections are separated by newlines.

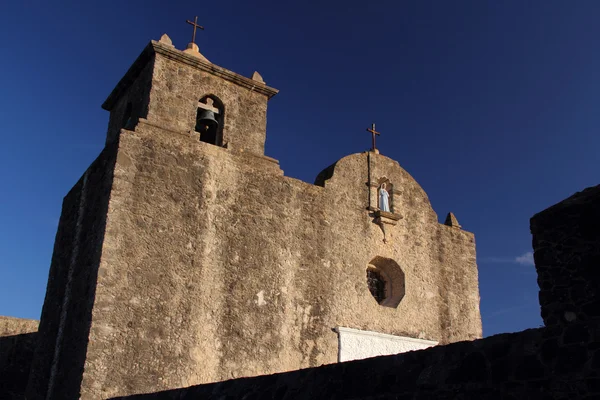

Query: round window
left=365, top=257, right=405, bottom=308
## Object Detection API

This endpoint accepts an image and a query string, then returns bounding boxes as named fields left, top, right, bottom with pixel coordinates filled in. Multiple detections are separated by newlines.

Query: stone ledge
left=370, top=209, right=402, bottom=225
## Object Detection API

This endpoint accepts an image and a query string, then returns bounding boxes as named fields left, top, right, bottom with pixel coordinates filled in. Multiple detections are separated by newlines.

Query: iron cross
left=186, top=16, right=204, bottom=44
left=366, top=123, right=381, bottom=152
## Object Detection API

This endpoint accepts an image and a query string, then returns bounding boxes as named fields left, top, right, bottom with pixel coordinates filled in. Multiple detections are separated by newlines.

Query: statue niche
left=377, top=178, right=394, bottom=213
left=195, top=95, right=224, bottom=146
left=370, top=177, right=401, bottom=243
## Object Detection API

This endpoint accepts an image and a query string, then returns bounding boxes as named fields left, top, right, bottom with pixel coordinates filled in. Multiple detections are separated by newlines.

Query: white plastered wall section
left=335, top=327, right=437, bottom=362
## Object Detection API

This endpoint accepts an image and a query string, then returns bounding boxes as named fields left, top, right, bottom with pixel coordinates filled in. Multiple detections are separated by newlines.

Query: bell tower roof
left=102, top=36, right=278, bottom=112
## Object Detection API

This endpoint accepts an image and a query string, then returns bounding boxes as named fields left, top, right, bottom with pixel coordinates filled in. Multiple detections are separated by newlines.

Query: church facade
left=25, top=34, right=482, bottom=399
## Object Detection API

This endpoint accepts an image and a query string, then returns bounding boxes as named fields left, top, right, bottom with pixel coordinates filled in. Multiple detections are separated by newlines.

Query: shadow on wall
left=0, top=332, right=38, bottom=399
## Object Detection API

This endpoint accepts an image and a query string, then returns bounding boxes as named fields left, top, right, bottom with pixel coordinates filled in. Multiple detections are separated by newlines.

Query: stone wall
left=0, top=316, right=38, bottom=400
left=68, top=121, right=480, bottom=399
left=110, top=183, right=600, bottom=400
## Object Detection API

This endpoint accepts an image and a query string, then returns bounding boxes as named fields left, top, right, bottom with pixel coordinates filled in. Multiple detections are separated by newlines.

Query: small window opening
left=122, top=103, right=133, bottom=129
left=367, top=268, right=387, bottom=304
left=196, top=95, right=224, bottom=146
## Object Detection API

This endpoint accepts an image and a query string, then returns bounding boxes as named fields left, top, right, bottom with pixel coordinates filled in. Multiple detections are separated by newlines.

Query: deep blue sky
left=1, top=1, right=598, bottom=337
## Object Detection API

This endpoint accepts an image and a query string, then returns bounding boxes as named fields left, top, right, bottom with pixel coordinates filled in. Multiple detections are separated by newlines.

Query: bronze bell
left=196, top=109, right=219, bottom=132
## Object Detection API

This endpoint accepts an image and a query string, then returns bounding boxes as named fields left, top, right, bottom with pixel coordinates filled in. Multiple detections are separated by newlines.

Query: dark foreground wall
left=112, top=184, right=600, bottom=400
left=531, top=185, right=600, bottom=329
left=0, top=333, right=38, bottom=400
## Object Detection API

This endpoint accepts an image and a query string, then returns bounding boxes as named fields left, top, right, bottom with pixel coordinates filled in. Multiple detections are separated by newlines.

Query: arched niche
left=366, top=256, right=405, bottom=308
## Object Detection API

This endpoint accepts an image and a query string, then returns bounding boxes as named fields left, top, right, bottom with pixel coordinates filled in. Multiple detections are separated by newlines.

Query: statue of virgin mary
left=379, top=183, right=390, bottom=212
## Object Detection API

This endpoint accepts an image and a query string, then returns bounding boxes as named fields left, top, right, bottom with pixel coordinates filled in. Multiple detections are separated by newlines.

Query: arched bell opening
left=196, top=95, right=224, bottom=146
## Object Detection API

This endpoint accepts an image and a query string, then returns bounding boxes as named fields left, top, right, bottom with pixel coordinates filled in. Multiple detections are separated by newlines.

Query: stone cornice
left=102, top=41, right=279, bottom=111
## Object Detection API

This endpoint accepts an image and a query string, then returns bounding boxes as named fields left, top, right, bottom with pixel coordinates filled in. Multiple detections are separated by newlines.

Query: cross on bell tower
left=182, top=16, right=210, bottom=63
left=186, top=16, right=204, bottom=45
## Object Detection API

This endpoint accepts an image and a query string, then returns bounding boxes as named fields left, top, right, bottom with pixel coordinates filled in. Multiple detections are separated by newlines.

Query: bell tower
left=102, top=31, right=278, bottom=155
left=27, top=29, right=282, bottom=400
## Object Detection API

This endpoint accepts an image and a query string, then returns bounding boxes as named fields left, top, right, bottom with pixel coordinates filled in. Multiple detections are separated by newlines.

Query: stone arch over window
left=366, top=256, right=405, bottom=308
left=376, top=176, right=394, bottom=213
left=196, top=95, right=224, bottom=146
left=122, top=102, right=133, bottom=129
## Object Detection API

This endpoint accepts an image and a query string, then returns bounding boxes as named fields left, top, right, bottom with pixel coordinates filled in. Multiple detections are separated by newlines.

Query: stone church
left=5, top=30, right=481, bottom=399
